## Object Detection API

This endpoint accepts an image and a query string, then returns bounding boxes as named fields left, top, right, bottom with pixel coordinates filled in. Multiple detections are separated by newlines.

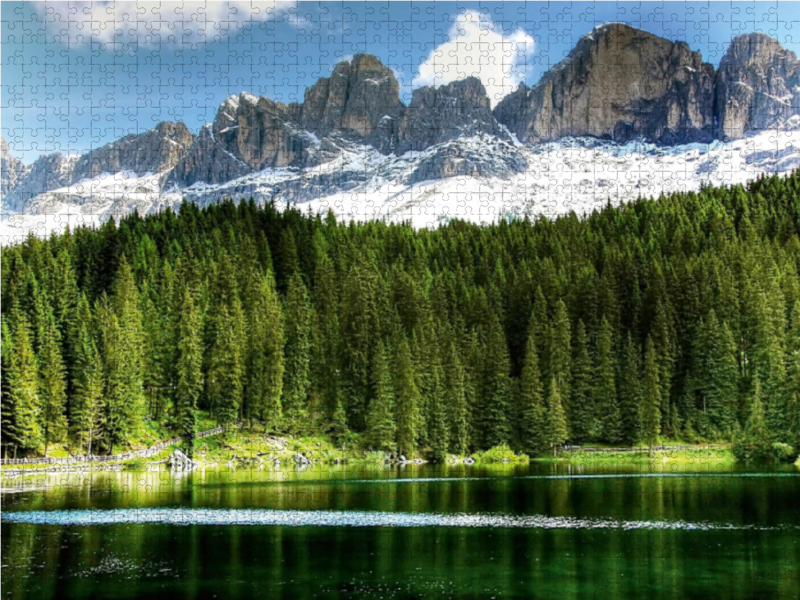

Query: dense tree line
left=4, top=171, right=800, bottom=459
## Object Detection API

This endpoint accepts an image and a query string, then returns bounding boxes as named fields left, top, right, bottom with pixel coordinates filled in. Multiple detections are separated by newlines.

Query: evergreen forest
left=4, top=172, right=800, bottom=461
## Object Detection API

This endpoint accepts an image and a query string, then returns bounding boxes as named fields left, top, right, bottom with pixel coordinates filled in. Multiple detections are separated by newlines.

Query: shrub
left=473, top=444, right=529, bottom=464
left=771, top=443, right=795, bottom=463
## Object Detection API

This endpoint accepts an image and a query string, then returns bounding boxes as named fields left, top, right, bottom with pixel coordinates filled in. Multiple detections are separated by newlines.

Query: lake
left=2, top=461, right=799, bottom=599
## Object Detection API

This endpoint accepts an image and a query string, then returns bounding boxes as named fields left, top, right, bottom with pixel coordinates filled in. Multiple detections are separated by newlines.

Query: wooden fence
left=560, top=444, right=728, bottom=454
left=0, top=425, right=225, bottom=466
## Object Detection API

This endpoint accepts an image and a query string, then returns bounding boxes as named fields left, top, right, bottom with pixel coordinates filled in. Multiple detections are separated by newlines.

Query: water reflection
left=2, top=463, right=800, bottom=600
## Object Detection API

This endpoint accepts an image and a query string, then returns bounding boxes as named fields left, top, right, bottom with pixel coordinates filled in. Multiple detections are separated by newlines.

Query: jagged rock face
left=211, top=93, right=313, bottom=170
left=715, top=33, right=800, bottom=140
left=396, top=78, right=509, bottom=153
left=166, top=125, right=254, bottom=187
left=1, top=136, right=28, bottom=197
left=494, top=23, right=715, bottom=144
left=3, top=152, right=75, bottom=212
left=71, top=121, right=194, bottom=180
left=300, top=54, right=403, bottom=144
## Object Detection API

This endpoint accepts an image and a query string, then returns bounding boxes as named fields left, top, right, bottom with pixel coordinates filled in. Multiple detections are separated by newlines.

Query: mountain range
left=4, top=23, right=800, bottom=239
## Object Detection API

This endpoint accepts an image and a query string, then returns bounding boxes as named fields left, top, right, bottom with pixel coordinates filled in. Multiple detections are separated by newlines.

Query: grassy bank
left=3, top=429, right=739, bottom=474
left=545, top=446, right=735, bottom=466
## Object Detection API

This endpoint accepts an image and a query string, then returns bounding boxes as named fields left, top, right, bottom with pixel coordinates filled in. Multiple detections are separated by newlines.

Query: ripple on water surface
left=1, top=508, right=792, bottom=530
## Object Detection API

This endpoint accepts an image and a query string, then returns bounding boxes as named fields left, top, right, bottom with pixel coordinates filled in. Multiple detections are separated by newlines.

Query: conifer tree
left=641, top=337, right=662, bottom=451
left=393, top=336, right=420, bottom=457
left=547, top=376, right=568, bottom=454
left=569, top=321, right=595, bottom=442
left=330, top=395, right=349, bottom=446
left=246, top=274, right=284, bottom=431
left=70, top=321, right=105, bottom=455
left=1, top=318, right=15, bottom=458
left=444, top=339, right=469, bottom=455
left=651, top=300, right=675, bottom=434
left=175, top=288, right=202, bottom=455
left=518, top=329, right=547, bottom=456
left=142, top=295, right=167, bottom=420
left=366, top=342, right=396, bottom=452
left=282, top=273, right=311, bottom=430
left=428, top=359, right=450, bottom=462
left=97, top=297, right=127, bottom=451
left=619, top=333, right=642, bottom=446
left=40, top=321, right=68, bottom=457
left=111, top=259, right=145, bottom=435
left=481, top=314, right=511, bottom=447
left=207, top=305, right=244, bottom=427
left=706, top=318, right=739, bottom=436
left=3, top=315, right=43, bottom=456
left=548, top=299, right=571, bottom=403
left=732, top=378, right=772, bottom=461
left=596, top=317, right=621, bottom=443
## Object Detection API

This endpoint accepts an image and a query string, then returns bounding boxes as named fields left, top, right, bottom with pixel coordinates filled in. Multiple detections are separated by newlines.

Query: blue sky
left=3, top=1, right=800, bottom=163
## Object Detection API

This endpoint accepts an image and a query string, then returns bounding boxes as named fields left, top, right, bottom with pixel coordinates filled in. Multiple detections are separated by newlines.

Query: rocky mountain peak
left=71, top=121, right=194, bottom=181
left=494, top=22, right=715, bottom=144
left=715, top=32, right=800, bottom=139
left=13, top=25, right=800, bottom=225
left=397, top=76, right=508, bottom=153
left=1, top=136, right=28, bottom=197
left=300, top=53, right=403, bottom=140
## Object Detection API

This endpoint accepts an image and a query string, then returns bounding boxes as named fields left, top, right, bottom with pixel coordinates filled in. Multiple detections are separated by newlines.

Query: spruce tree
left=596, top=317, right=621, bottom=443
left=175, top=288, right=202, bottom=456
left=518, top=329, right=547, bottom=456
left=39, top=321, right=68, bottom=457
left=428, top=359, right=450, bottom=463
left=444, top=339, right=469, bottom=456
left=641, top=337, right=662, bottom=451
left=207, top=305, right=244, bottom=427
left=547, top=376, right=568, bottom=454
left=111, top=259, right=145, bottom=437
left=393, top=336, right=420, bottom=457
left=366, top=342, right=396, bottom=452
left=97, top=297, right=127, bottom=451
left=481, top=314, right=511, bottom=447
left=282, top=273, right=311, bottom=431
left=618, top=333, right=642, bottom=446
left=3, top=315, right=43, bottom=455
left=548, top=299, right=571, bottom=404
left=569, top=321, right=595, bottom=443
left=732, top=378, right=772, bottom=461
left=245, top=274, right=284, bottom=431
left=70, top=321, right=105, bottom=455
left=651, top=300, right=675, bottom=435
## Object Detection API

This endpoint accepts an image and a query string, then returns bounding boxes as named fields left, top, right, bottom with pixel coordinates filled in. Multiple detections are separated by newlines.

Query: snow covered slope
left=3, top=127, right=800, bottom=243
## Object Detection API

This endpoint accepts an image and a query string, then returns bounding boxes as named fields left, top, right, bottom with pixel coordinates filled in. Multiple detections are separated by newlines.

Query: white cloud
left=413, top=11, right=535, bottom=107
left=40, top=1, right=297, bottom=49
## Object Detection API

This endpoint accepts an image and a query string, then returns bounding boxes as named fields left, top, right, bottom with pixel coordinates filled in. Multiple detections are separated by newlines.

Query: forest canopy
left=3, top=172, right=800, bottom=461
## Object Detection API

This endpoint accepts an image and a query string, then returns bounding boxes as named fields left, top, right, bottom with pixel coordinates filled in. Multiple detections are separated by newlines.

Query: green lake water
left=2, top=461, right=799, bottom=599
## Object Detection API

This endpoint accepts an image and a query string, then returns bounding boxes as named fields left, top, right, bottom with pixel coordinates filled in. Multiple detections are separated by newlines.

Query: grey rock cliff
left=715, top=32, right=800, bottom=140
left=493, top=23, right=715, bottom=144
left=1, top=136, right=28, bottom=197
left=396, top=77, right=509, bottom=153
left=300, top=54, right=404, bottom=146
left=71, top=121, right=194, bottom=181
left=3, top=152, right=75, bottom=213
left=165, top=124, right=254, bottom=188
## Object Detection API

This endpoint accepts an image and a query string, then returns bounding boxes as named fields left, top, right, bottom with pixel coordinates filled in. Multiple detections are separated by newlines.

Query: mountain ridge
left=5, top=23, right=800, bottom=237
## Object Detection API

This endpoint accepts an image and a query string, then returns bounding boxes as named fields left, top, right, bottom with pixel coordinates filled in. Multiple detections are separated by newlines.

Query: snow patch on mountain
left=3, top=128, right=800, bottom=242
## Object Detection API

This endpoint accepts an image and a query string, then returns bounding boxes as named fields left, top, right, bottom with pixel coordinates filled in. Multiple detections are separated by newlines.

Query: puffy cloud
left=413, top=11, right=535, bottom=107
left=39, top=1, right=299, bottom=49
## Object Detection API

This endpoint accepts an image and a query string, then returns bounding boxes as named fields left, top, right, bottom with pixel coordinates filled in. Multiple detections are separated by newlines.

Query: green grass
left=545, top=447, right=734, bottom=465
